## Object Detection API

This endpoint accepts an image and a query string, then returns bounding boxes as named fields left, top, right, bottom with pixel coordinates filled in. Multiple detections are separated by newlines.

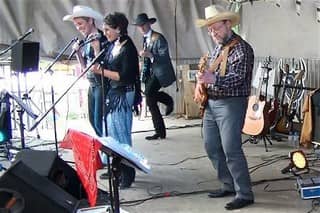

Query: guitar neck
left=279, top=64, right=290, bottom=106
left=286, top=69, right=305, bottom=114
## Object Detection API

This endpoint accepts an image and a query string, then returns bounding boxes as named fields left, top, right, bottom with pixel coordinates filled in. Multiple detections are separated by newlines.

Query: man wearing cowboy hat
left=133, top=13, right=176, bottom=140
left=63, top=5, right=109, bottom=137
left=194, top=5, right=254, bottom=210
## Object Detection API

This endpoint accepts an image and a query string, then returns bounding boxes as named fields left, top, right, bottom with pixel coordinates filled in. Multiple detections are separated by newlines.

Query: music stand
left=6, top=91, right=38, bottom=150
left=97, top=137, right=151, bottom=213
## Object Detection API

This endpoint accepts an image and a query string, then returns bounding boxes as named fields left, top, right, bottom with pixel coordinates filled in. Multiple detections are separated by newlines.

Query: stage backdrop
left=0, top=0, right=222, bottom=60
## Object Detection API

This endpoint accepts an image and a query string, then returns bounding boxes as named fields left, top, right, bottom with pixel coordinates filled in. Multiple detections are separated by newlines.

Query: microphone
left=17, top=28, right=34, bottom=41
left=68, top=39, right=84, bottom=60
left=67, top=34, right=101, bottom=60
left=82, top=33, right=102, bottom=46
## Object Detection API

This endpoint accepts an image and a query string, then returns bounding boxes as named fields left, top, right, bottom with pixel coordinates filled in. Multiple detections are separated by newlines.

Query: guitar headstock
left=278, top=58, right=290, bottom=76
left=261, top=56, right=272, bottom=71
left=198, top=52, right=209, bottom=73
left=294, top=57, right=307, bottom=81
left=284, top=63, right=289, bottom=74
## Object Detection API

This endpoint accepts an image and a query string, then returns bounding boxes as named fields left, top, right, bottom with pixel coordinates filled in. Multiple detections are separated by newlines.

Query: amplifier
left=297, top=177, right=320, bottom=199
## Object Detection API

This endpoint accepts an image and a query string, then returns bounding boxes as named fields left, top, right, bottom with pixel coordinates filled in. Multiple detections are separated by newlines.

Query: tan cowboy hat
left=195, top=5, right=240, bottom=28
left=63, top=5, right=104, bottom=29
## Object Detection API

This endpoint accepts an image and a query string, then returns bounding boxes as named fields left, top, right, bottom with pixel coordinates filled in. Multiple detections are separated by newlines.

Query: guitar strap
left=209, top=38, right=239, bottom=76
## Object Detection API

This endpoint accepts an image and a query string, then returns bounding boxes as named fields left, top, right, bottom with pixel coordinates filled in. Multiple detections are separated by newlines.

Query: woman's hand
left=91, top=63, right=101, bottom=74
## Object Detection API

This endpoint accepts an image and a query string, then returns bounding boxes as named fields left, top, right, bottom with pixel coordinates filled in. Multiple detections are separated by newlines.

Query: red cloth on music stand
left=62, top=129, right=103, bottom=206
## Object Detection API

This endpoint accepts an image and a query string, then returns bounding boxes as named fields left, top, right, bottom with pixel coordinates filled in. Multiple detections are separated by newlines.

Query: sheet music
left=98, top=136, right=151, bottom=174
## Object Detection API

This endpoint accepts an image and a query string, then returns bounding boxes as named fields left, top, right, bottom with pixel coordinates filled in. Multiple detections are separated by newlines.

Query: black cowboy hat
left=133, top=13, right=156, bottom=26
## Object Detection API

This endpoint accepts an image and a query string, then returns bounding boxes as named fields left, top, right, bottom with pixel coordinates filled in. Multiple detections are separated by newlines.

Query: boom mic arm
left=17, top=28, right=34, bottom=41
left=0, top=28, right=34, bottom=56
left=29, top=48, right=106, bottom=131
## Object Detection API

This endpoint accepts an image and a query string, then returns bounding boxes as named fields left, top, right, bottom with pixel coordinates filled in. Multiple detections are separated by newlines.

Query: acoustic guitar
left=194, top=38, right=239, bottom=117
left=242, top=60, right=271, bottom=136
left=274, top=69, right=305, bottom=134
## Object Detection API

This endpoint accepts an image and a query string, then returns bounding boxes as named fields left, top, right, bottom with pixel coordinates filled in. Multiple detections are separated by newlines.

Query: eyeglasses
left=207, top=21, right=226, bottom=34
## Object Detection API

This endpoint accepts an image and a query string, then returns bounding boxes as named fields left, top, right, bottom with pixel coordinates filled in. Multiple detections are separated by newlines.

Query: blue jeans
left=88, top=85, right=104, bottom=137
left=106, top=90, right=134, bottom=146
left=100, top=90, right=134, bottom=165
left=203, top=96, right=254, bottom=200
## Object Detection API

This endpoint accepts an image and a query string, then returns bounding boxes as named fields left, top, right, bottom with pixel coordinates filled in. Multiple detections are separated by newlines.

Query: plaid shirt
left=207, top=32, right=254, bottom=98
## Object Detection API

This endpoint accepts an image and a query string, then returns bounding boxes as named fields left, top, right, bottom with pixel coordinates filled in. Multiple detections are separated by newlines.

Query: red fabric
left=62, top=129, right=103, bottom=206
left=59, top=138, right=72, bottom=149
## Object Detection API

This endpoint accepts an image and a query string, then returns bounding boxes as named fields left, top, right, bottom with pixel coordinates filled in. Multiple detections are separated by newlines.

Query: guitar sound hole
left=252, top=104, right=259, bottom=112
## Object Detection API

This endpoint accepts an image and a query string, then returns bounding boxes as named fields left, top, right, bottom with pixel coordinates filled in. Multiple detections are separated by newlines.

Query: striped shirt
left=207, top=31, right=254, bottom=98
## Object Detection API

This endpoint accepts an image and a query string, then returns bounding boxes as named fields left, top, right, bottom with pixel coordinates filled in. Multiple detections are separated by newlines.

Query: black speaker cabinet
left=14, top=150, right=87, bottom=200
left=0, top=161, right=80, bottom=213
left=312, top=91, right=320, bottom=141
left=11, top=41, right=39, bottom=73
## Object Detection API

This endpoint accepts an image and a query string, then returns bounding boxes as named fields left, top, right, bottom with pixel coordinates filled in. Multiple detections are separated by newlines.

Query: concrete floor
left=1, top=116, right=319, bottom=213
left=113, top=117, right=316, bottom=213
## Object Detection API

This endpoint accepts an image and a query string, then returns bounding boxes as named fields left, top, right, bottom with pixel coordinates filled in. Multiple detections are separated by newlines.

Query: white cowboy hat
left=63, top=5, right=104, bottom=29
left=195, top=5, right=240, bottom=28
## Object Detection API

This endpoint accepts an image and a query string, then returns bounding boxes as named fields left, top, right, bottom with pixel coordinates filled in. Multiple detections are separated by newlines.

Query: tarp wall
left=0, top=0, right=225, bottom=59
left=1, top=0, right=319, bottom=60
left=241, top=0, right=320, bottom=58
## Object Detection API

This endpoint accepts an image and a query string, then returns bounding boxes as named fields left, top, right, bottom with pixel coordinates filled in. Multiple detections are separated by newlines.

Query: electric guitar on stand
left=274, top=69, right=305, bottom=134
left=269, top=63, right=290, bottom=127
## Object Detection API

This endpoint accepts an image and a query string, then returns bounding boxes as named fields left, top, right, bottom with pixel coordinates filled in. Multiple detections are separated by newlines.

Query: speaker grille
left=11, top=41, right=39, bottom=73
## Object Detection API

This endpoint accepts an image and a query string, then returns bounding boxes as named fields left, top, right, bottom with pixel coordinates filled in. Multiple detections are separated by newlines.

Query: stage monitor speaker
left=14, top=150, right=87, bottom=200
left=11, top=41, right=39, bottom=73
left=312, top=91, right=320, bottom=141
left=0, top=160, right=80, bottom=213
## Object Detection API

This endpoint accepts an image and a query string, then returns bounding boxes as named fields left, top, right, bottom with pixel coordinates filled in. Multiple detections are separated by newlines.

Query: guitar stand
left=243, top=134, right=273, bottom=152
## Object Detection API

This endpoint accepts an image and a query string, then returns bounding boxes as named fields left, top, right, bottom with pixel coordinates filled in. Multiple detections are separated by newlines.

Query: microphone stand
left=0, top=29, right=34, bottom=150
left=27, top=37, right=77, bottom=154
left=29, top=49, right=105, bottom=135
left=28, top=37, right=78, bottom=94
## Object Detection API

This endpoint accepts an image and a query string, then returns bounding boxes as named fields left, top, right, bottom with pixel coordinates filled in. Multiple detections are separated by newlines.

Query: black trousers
left=144, top=75, right=173, bottom=137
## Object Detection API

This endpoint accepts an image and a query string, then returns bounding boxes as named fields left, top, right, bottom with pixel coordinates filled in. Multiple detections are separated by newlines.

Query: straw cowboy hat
left=63, top=5, right=104, bottom=29
left=132, top=13, right=157, bottom=26
left=196, top=5, right=240, bottom=28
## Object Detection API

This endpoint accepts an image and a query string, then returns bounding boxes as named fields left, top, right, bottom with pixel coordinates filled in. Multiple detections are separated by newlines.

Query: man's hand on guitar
left=139, top=50, right=153, bottom=59
left=196, top=70, right=216, bottom=84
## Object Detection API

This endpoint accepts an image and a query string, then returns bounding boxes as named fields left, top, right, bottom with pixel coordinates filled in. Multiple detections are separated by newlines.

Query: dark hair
left=104, top=12, right=128, bottom=35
